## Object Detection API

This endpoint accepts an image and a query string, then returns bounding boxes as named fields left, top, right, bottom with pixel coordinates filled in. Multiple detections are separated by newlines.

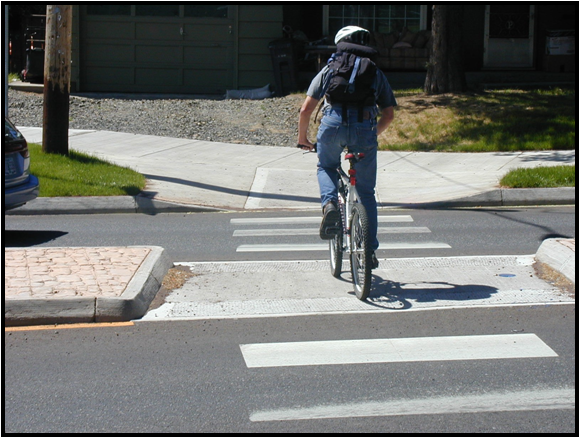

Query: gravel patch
left=7, top=89, right=304, bottom=147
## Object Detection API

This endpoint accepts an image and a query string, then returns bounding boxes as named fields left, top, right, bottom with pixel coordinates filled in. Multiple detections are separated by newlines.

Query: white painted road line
left=236, top=241, right=451, bottom=252
left=250, top=388, right=575, bottom=422
left=233, top=226, right=432, bottom=237
left=379, top=241, right=451, bottom=249
left=231, top=215, right=414, bottom=225
left=240, top=334, right=557, bottom=368
left=378, top=226, right=431, bottom=234
left=237, top=244, right=328, bottom=252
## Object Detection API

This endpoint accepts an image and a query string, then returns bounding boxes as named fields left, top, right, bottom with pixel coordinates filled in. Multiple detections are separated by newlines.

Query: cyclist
left=298, top=25, right=397, bottom=268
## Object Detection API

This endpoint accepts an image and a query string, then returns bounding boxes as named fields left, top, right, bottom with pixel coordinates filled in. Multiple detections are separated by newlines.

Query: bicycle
left=298, top=144, right=373, bottom=300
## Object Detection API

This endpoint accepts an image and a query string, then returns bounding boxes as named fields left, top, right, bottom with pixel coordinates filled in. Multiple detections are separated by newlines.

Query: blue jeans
left=316, top=106, right=379, bottom=251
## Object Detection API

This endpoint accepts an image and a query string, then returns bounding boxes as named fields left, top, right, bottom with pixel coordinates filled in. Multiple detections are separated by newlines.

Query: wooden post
left=42, top=5, right=72, bottom=154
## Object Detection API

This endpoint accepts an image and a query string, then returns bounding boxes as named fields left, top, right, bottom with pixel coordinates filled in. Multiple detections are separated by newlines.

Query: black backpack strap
left=344, top=55, right=360, bottom=123
left=315, top=64, right=336, bottom=124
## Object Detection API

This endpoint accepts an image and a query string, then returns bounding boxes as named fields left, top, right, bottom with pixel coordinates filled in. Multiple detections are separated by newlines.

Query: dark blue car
left=4, top=118, right=39, bottom=211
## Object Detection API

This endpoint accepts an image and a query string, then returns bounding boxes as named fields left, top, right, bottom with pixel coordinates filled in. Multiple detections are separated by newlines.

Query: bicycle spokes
left=350, top=203, right=372, bottom=300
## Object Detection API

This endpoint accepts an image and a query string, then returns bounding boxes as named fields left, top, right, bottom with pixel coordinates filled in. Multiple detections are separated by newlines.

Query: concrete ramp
left=141, top=255, right=574, bottom=321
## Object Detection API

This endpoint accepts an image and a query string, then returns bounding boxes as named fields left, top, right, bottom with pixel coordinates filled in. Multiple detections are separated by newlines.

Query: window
left=328, top=5, right=423, bottom=38
left=86, top=5, right=229, bottom=18
left=87, top=5, right=130, bottom=16
left=135, top=5, right=179, bottom=17
left=185, top=5, right=228, bottom=18
left=489, top=5, right=530, bottom=39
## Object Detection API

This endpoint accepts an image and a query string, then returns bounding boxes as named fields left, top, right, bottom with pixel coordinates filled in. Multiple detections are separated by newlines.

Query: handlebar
left=297, top=143, right=317, bottom=153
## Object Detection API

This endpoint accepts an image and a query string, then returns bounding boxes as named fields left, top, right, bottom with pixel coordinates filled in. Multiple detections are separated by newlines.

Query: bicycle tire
left=329, top=221, right=343, bottom=278
left=330, top=181, right=347, bottom=278
left=349, top=203, right=372, bottom=300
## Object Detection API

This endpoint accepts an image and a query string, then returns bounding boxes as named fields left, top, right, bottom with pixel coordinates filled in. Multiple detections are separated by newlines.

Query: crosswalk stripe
left=233, top=226, right=431, bottom=237
left=236, top=242, right=451, bottom=252
left=240, top=333, right=558, bottom=368
left=231, top=215, right=414, bottom=225
left=237, top=244, right=327, bottom=252
left=250, top=388, right=575, bottom=422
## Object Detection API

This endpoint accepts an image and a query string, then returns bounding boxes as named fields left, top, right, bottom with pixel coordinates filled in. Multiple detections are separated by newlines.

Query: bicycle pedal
left=320, top=226, right=340, bottom=240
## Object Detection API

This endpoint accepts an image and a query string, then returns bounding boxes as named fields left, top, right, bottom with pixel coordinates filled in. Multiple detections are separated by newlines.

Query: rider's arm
left=374, top=68, right=396, bottom=136
left=298, top=67, right=329, bottom=150
left=377, top=106, right=394, bottom=136
left=298, top=95, right=319, bottom=150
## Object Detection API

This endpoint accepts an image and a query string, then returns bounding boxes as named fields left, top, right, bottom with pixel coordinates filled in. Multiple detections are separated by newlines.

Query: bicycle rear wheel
left=349, top=203, right=372, bottom=300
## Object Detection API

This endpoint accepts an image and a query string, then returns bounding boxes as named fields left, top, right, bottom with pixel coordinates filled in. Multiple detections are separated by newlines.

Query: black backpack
left=325, top=45, right=377, bottom=122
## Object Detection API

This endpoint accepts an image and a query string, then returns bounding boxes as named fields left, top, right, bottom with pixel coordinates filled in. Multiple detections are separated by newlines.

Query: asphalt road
left=4, top=206, right=576, bottom=262
left=4, top=206, right=575, bottom=433
left=4, top=305, right=575, bottom=434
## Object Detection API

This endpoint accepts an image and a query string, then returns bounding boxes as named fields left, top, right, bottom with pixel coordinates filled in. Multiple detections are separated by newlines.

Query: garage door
left=80, top=5, right=236, bottom=94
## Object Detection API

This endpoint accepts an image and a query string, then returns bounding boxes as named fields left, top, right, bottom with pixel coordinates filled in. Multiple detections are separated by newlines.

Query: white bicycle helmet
left=334, top=25, right=370, bottom=45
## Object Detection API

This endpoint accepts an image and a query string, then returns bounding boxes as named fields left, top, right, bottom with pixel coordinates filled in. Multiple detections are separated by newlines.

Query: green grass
left=29, top=143, right=146, bottom=197
left=500, top=165, right=576, bottom=188
left=380, top=87, right=576, bottom=152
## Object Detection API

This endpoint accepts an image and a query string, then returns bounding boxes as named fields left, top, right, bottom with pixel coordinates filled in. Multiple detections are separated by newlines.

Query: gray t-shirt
left=307, top=63, right=397, bottom=111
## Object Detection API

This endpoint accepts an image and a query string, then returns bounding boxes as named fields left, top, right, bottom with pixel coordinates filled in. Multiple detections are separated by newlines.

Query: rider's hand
left=297, top=141, right=316, bottom=152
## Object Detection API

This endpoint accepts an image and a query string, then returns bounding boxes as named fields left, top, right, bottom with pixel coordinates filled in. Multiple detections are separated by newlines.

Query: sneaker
left=371, top=251, right=379, bottom=270
left=319, top=201, right=340, bottom=240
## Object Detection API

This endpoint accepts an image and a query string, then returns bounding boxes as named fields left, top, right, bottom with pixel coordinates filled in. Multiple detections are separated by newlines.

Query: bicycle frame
left=336, top=151, right=364, bottom=253
left=297, top=142, right=371, bottom=298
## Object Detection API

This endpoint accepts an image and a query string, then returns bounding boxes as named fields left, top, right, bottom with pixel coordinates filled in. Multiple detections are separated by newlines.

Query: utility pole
left=42, top=5, right=72, bottom=154
left=5, top=5, right=9, bottom=118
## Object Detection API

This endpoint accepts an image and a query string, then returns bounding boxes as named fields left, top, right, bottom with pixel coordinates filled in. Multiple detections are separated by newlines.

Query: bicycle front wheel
left=349, top=203, right=372, bottom=300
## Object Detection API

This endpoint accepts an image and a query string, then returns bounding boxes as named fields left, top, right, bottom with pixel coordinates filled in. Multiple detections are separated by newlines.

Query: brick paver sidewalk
left=4, top=247, right=151, bottom=299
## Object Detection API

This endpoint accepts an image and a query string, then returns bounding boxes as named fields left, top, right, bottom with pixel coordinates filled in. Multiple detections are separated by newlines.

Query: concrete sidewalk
left=7, top=127, right=576, bottom=214
left=4, top=128, right=576, bottom=326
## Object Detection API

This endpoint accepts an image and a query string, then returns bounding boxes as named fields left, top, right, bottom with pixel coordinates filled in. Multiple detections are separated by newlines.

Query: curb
left=398, top=187, right=576, bottom=209
left=4, top=246, right=173, bottom=326
left=5, top=195, right=224, bottom=215
left=5, top=188, right=576, bottom=215
left=465, top=187, right=575, bottom=207
left=534, top=238, right=576, bottom=285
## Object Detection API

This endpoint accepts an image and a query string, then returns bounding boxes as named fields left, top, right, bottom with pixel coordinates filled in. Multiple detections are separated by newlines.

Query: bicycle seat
left=345, top=152, right=365, bottom=160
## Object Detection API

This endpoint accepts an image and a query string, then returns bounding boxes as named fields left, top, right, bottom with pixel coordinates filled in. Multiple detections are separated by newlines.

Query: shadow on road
left=351, top=276, right=499, bottom=310
left=4, top=230, right=68, bottom=247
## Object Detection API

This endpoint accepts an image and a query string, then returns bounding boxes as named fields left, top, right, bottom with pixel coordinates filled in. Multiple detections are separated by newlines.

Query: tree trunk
left=42, top=5, right=72, bottom=155
left=424, top=5, right=467, bottom=94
